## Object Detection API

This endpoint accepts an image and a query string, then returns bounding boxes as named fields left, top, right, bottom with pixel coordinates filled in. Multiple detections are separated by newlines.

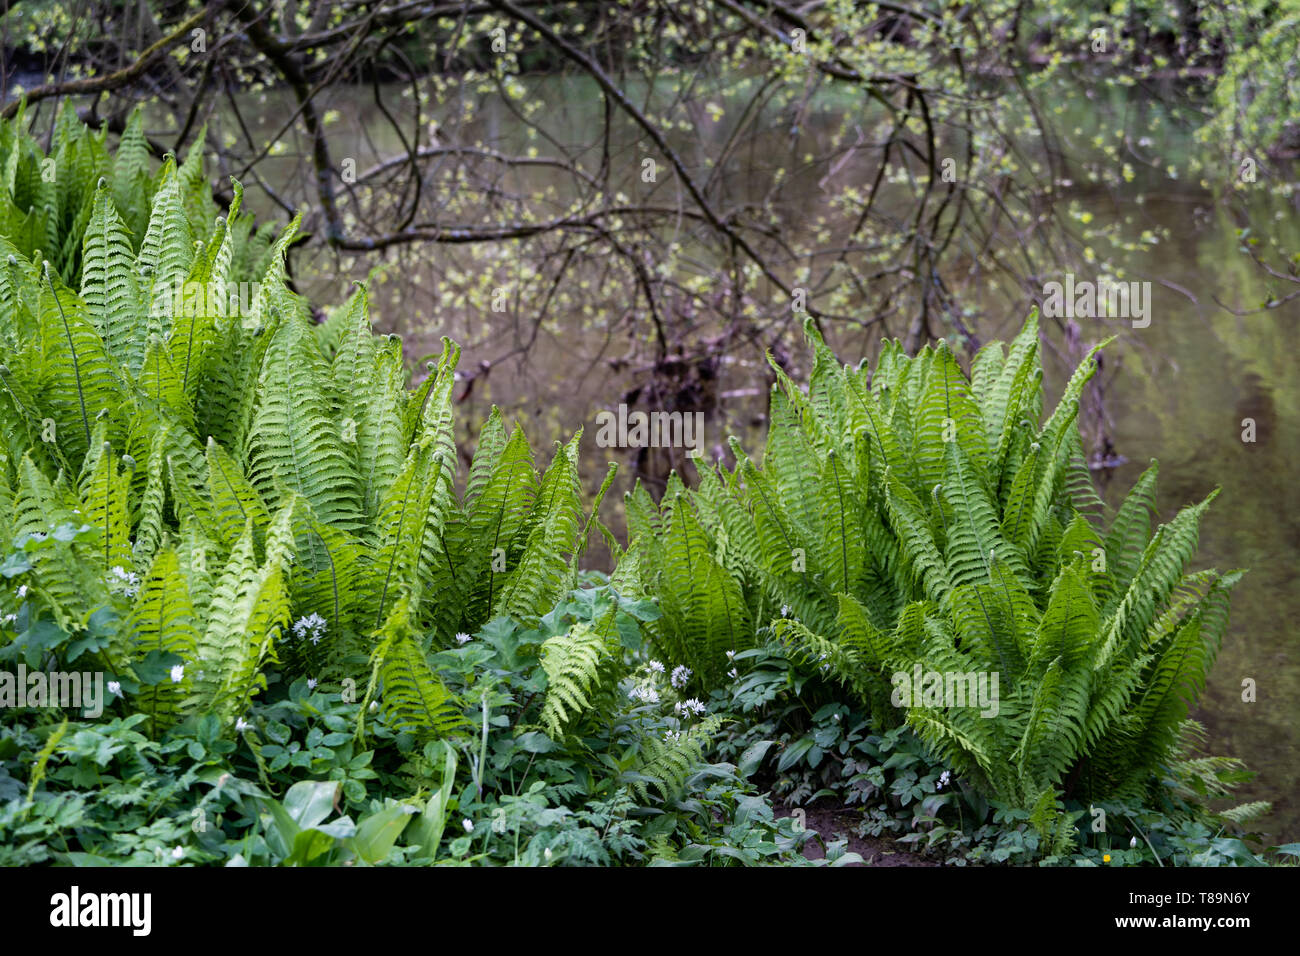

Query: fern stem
left=48, top=274, right=93, bottom=448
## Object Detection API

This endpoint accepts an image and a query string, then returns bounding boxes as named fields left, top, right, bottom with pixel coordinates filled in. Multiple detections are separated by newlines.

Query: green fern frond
left=540, top=621, right=611, bottom=738
left=126, top=546, right=200, bottom=734
left=205, top=436, right=270, bottom=551
left=248, top=311, right=363, bottom=531
left=362, top=593, right=469, bottom=742
left=137, top=157, right=194, bottom=333
left=38, top=263, right=123, bottom=462
left=81, top=181, right=143, bottom=372
left=77, top=434, right=133, bottom=572
left=494, top=432, right=586, bottom=625
left=186, top=509, right=293, bottom=724
left=628, top=713, right=723, bottom=803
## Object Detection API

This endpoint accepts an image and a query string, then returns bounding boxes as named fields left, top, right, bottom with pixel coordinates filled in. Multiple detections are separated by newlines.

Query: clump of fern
left=625, top=313, right=1252, bottom=835
left=0, top=106, right=611, bottom=746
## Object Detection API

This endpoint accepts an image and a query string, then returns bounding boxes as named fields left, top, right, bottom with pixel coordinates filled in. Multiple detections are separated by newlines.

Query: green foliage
left=624, top=484, right=754, bottom=691
left=0, top=109, right=612, bottom=745
left=630, top=314, right=1247, bottom=838
left=539, top=621, right=612, bottom=739
left=0, top=106, right=1267, bottom=868
left=715, top=682, right=1277, bottom=867
left=628, top=713, right=725, bottom=803
left=0, top=110, right=812, bottom=868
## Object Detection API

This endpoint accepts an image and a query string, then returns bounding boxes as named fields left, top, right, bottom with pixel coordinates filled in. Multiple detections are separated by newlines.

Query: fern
left=81, top=181, right=143, bottom=371
left=628, top=713, right=724, bottom=803
left=249, top=310, right=363, bottom=531
left=539, top=622, right=611, bottom=738
left=0, top=109, right=1248, bottom=840
left=127, top=546, right=200, bottom=735
left=186, top=511, right=293, bottom=725
left=626, top=314, right=1243, bottom=821
left=361, top=594, right=469, bottom=742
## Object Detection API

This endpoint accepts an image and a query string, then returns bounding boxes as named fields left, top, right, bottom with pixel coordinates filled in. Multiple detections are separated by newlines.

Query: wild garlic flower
left=170, top=664, right=185, bottom=683
left=647, top=660, right=665, bottom=673
left=674, top=698, right=706, bottom=717
left=629, top=684, right=660, bottom=704
left=306, top=678, right=318, bottom=691
left=670, top=665, right=691, bottom=689
left=107, top=681, right=122, bottom=696
left=108, top=565, right=140, bottom=598
left=462, top=819, right=474, bottom=833
left=291, top=613, right=328, bottom=645
left=235, top=717, right=251, bottom=733
left=937, top=770, right=951, bottom=790
left=454, top=632, right=472, bottom=645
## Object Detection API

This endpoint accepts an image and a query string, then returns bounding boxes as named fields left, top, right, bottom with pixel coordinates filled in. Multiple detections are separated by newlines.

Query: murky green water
left=219, top=76, right=1298, bottom=843
left=1082, top=202, right=1300, bottom=846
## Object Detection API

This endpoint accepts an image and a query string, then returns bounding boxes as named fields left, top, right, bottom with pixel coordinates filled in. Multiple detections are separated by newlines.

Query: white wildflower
left=670, top=665, right=691, bottom=689
left=108, top=565, right=140, bottom=598
left=306, top=678, right=318, bottom=691
left=725, top=649, right=735, bottom=660
left=107, top=681, right=122, bottom=696
left=727, top=667, right=739, bottom=679
left=631, top=684, right=658, bottom=703
left=780, top=604, right=791, bottom=617
left=664, top=730, right=681, bottom=744
left=462, top=819, right=474, bottom=833
left=1, top=613, right=14, bottom=626
left=544, top=847, right=553, bottom=862
left=937, top=770, right=951, bottom=790
left=235, top=717, right=251, bottom=733
left=1129, top=836, right=1138, bottom=849
left=291, top=613, right=328, bottom=646
left=647, top=660, right=665, bottom=673
left=16, top=585, right=27, bottom=599
left=454, top=631, right=472, bottom=645
left=170, top=664, right=185, bottom=683
left=171, top=846, right=184, bottom=860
